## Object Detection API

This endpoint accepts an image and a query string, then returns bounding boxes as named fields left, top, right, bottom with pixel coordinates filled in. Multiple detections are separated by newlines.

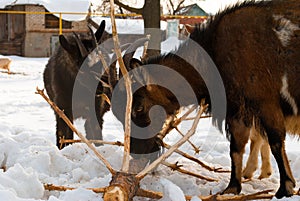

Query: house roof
left=0, top=0, right=91, bottom=21
left=175, top=3, right=208, bottom=16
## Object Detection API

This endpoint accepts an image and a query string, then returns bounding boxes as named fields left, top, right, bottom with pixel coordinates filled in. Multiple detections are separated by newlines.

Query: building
left=174, top=3, right=209, bottom=25
left=162, top=4, right=209, bottom=38
left=0, top=4, right=89, bottom=57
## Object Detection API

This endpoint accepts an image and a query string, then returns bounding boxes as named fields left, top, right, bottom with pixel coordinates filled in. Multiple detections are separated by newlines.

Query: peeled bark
left=103, top=172, right=140, bottom=201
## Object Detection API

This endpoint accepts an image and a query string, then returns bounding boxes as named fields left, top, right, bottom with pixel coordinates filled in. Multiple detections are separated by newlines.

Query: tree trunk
left=114, top=0, right=162, bottom=57
left=142, top=0, right=161, bottom=56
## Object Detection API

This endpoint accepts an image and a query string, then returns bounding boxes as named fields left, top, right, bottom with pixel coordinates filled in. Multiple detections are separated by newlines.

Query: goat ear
left=129, top=58, right=142, bottom=70
left=59, top=35, right=73, bottom=54
left=95, top=20, right=105, bottom=43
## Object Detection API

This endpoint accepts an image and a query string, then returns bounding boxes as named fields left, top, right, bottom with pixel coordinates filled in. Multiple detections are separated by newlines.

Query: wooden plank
left=0, top=41, right=22, bottom=55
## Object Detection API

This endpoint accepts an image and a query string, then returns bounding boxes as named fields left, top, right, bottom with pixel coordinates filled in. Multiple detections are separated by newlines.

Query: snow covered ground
left=1, top=37, right=300, bottom=201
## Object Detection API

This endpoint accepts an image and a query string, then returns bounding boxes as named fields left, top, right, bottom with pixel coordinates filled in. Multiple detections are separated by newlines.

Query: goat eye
left=136, top=106, right=143, bottom=112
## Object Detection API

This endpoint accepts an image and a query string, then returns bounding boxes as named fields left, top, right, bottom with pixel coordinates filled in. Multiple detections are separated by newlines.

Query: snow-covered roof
left=0, top=0, right=91, bottom=21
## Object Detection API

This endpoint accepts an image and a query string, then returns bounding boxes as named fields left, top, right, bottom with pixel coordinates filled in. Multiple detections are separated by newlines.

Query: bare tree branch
left=113, top=0, right=143, bottom=14
left=36, top=88, right=116, bottom=175
left=59, top=139, right=124, bottom=146
left=165, top=0, right=186, bottom=15
left=163, top=142, right=229, bottom=173
left=162, top=161, right=218, bottom=182
left=137, top=188, right=276, bottom=201
left=136, top=102, right=209, bottom=180
left=109, top=0, right=133, bottom=173
left=174, top=0, right=186, bottom=14
left=195, top=190, right=274, bottom=201
left=168, top=0, right=175, bottom=14
left=157, top=105, right=198, bottom=142
left=141, top=34, right=151, bottom=62
left=45, top=180, right=280, bottom=200
left=44, top=184, right=106, bottom=193
left=175, top=126, right=201, bottom=154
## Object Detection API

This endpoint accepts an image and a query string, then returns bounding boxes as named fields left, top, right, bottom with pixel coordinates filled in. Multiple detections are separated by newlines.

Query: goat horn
left=73, top=32, right=89, bottom=58
left=95, top=20, right=106, bottom=43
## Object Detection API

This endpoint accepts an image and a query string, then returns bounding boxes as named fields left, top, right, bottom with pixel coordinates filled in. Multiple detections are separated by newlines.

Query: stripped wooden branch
left=59, top=139, right=124, bottom=146
left=163, top=142, right=229, bottom=173
left=60, top=138, right=220, bottom=181
left=95, top=47, right=120, bottom=94
left=161, top=161, right=218, bottom=182
left=45, top=183, right=276, bottom=200
left=98, top=93, right=111, bottom=105
left=141, top=34, right=151, bottom=61
left=175, top=126, right=201, bottom=154
left=157, top=105, right=198, bottom=141
left=136, top=188, right=163, bottom=199
left=137, top=189, right=275, bottom=201
left=185, top=115, right=211, bottom=121
left=36, top=88, right=116, bottom=175
left=104, top=172, right=140, bottom=201
left=45, top=184, right=280, bottom=200
left=194, top=190, right=274, bottom=201
left=109, top=0, right=132, bottom=173
left=44, top=184, right=106, bottom=193
left=136, top=102, right=209, bottom=180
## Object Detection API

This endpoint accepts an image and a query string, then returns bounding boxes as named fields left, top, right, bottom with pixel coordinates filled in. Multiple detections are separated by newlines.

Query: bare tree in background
left=93, top=0, right=132, bottom=17
left=112, top=0, right=162, bottom=56
left=165, top=0, right=186, bottom=15
left=92, top=0, right=199, bottom=55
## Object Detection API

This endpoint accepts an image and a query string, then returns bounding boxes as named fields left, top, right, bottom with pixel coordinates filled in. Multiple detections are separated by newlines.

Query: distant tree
left=93, top=0, right=199, bottom=55
left=113, top=0, right=162, bottom=56
left=165, top=0, right=186, bottom=15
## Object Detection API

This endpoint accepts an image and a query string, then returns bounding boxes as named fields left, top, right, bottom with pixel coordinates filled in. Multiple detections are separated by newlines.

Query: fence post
left=59, top=13, right=62, bottom=35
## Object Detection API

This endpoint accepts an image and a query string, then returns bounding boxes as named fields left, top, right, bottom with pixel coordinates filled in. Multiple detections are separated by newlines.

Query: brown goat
left=112, top=0, right=300, bottom=198
left=0, top=58, right=11, bottom=73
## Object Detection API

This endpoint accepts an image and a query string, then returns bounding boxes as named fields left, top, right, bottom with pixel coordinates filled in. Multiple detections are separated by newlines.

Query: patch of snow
left=158, top=178, right=186, bottom=201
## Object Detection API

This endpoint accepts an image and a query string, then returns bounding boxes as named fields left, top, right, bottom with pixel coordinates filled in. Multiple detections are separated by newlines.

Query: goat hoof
left=221, top=185, right=241, bottom=195
left=242, top=167, right=256, bottom=179
left=275, top=180, right=295, bottom=199
left=258, top=172, right=271, bottom=180
left=242, top=172, right=253, bottom=179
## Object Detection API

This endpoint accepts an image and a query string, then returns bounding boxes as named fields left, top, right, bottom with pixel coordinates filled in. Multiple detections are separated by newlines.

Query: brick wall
left=25, top=5, right=44, bottom=31
left=23, top=5, right=88, bottom=57
left=72, top=20, right=88, bottom=30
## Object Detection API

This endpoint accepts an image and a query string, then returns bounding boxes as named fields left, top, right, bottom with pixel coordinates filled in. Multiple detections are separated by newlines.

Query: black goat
left=112, top=0, right=300, bottom=198
left=44, top=21, right=111, bottom=149
left=44, top=21, right=149, bottom=149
